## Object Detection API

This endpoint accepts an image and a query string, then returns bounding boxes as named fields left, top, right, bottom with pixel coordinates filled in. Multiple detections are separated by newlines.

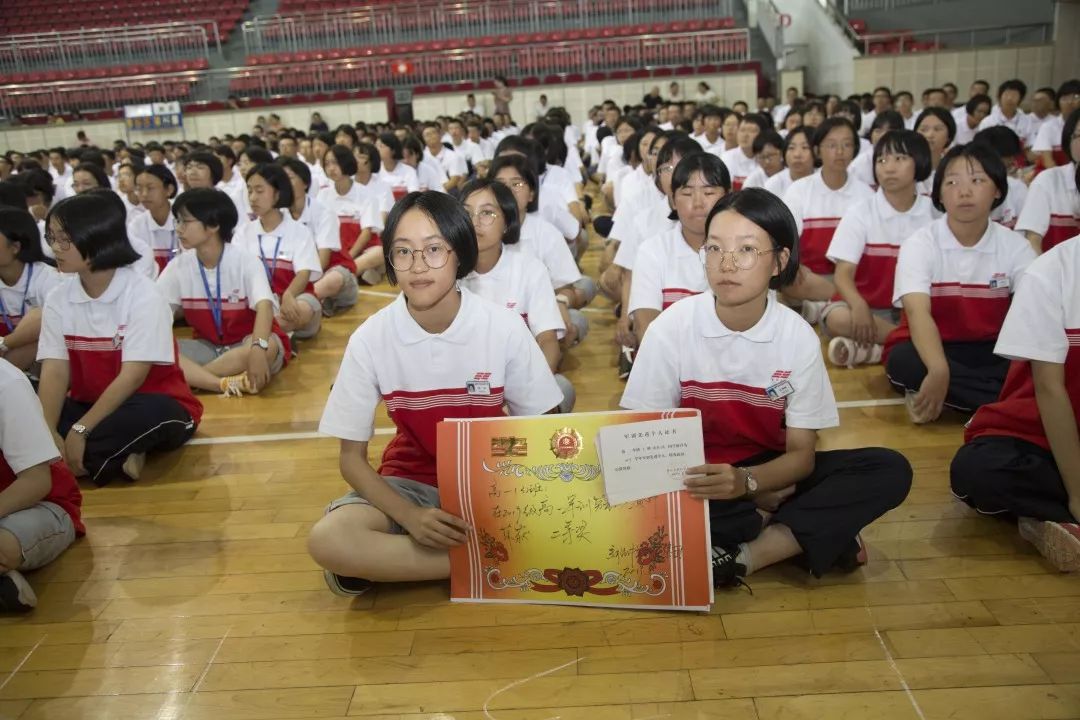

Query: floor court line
left=188, top=398, right=905, bottom=446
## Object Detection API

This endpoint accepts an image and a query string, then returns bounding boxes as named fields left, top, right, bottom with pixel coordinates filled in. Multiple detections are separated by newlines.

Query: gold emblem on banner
left=549, top=427, right=583, bottom=460
left=491, top=436, right=528, bottom=457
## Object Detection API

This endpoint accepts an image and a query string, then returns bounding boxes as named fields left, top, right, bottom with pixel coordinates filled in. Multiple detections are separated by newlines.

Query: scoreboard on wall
left=123, top=102, right=183, bottom=131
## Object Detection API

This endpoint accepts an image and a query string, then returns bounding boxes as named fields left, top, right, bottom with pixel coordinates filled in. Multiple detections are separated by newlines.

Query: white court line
left=189, top=398, right=904, bottom=446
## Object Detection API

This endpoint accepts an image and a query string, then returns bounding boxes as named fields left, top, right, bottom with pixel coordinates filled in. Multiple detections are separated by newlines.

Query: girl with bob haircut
left=885, top=143, right=1037, bottom=424
left=622, top=188, right=911, bottom=588
left=128, top=164, right=178, bottom=276
left=0, top=207, right=62, bottom=371
left=71, top=163, right=111, bottom=195
left=629, top=152, right=730, bottom=343
left=822, top=130, right=937, bottom=367
left=459, top=178, right=575, bottom=412
left=316, top=145, right=386, bottom=288
left=308, top=191, right=563, bottom=597
left=234, top=163, right=323, bottom=346
left=914, top=107, right=957, bottom=193
left=37, top=193, right=202, bottom=486
left=159, top=188, right=288, bottom=396
left=375, top=132, right=419, bottom=196
left=741, top=129, right=785, bottom=189
left=764, top=125, right=815, bottom=197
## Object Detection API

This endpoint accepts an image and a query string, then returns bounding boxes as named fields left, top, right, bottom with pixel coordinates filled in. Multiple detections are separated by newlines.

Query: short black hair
left=334, top=124, right=360, bottom=146
left=49, top=147, right=68, bottom=159
left=870, top=110, right=905, bottom=134
left=355, top=142, right=381, bottom=174
left=460, top=177, right=521, bottom=246
left=494, top=135, right=546, bottom=175
left=1057, top=80, right=1080, bottom=111
left=671, top=152, right=731, bottom=198
left=654, top=134, right=702, bottom=193
left=377, top=132, right=404, bottom=160
left=931, top=143, right=1008, bottom=213
left=706, top=188, right=799, bottom=289
left=914, top=107, right=957, bottom=144
left=382, top=191, right=478, bottom=284
left=73, top=163, right=110, bottom=191
left=0, top=180, right=29, bottom=209
left=1034, top=86, right=1057, bottom=103
left=245, top=163, right=294, bottom=208
left=172, top=188, right=239, bottom=243
left=187, top=151, right=224, bottom=185
left=0, top=206, right=46, bottom=264
left=327, top=144, right=358, bottom=177
left=14, top=169, right=54, bottom=205
left=277, top=157, right=311, bottom=191
left=997, top=79, right=1027, bottom=101
left=78, top=149, right=105, bottom=169
left=739, top=113, right=771, bottom=135
left=972, top=126, right=1023, bottom=160
left=752, top=129, right=784, bottom=155
left=213, top=144, right=237, bottom=166
left=812, top=117, right=861, bottom=157
left=837, top=100, right=864, bottom=131
left=1063, top=108, right=1080, bottom=164
left=873, top=130, right=933, bottom=184
left=46, top=192, right=140, bottom=270
left=965, top=94, right=992, bottom=116
left=242, top=147, right=274, bottom=165
left=137, top=164, right=178, bottom=198
left=489, top=153, right=539, bottom=213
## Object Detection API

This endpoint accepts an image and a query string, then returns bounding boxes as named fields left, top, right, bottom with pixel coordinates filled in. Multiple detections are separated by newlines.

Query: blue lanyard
left=0, top=263, right=34, bottom=333
left=257, top=233, right=282, bottom=286
left=197, top=248, right=224, bottom=343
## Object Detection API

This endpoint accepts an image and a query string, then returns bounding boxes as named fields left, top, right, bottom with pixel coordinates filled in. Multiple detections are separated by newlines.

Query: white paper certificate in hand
left=596, top=412, right=706, bottom=506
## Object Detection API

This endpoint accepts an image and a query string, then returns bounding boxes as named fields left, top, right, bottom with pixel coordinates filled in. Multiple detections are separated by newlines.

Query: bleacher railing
left=856, top=22, right=1052, bottom=53
left=0, top=28, right=751, bottom=117
left=0, top=22, right=220, bottom=75
left=242, top=0, right=733, bottom=55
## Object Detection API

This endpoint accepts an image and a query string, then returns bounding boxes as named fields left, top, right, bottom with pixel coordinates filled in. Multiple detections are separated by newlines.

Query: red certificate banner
left=436, top=410, right=713, bottom=611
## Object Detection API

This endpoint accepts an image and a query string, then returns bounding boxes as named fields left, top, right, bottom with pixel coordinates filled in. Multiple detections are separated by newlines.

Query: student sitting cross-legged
left=621, top=188, right=912, bottom=589
left=157, top=188, right=288, bottom=396
left=37, top=193, right=202, bottom=485
left=307, top=191, right=563, bottom=597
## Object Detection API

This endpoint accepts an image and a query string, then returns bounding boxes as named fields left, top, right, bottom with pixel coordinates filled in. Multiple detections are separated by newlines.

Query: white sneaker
left=121, top=452, right=146, bottom=481
left=1019, top=517, right=1080, bottom=572
left=827, top=337, right=883, bottom=368
left=0, top=570, right=37, bottom=612
left=800, top=300, right=828, bottom=325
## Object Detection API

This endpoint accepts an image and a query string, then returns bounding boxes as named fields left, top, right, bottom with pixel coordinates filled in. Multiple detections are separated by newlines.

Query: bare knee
left=306, top=505, right=390, bottom=576
left=0, top=528, right=22, bottom=572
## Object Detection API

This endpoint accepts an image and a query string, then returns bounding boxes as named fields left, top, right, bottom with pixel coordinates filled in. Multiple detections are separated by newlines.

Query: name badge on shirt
left=466, top=380, right=491, bottom=396
left=228, top=293, right=241, bottom=304
left=989, top=273, right=1010, bottom=290
left=765, top=380, right=794, bottom=400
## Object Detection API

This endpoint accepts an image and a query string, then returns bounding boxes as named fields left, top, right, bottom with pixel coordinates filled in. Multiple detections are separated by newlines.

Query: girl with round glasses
left=309, top=191, right=563, bottom=598
left=623, top=188, right=911, bottom=590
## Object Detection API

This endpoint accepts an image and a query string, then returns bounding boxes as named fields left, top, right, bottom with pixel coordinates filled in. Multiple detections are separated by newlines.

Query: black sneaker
left=617, top=346, right=634, bottom=380
left=0, top=570, right=37, bottom=612
left=711, top=546, right=752, bottom=593
left=323, top=569, right=373, bottom=597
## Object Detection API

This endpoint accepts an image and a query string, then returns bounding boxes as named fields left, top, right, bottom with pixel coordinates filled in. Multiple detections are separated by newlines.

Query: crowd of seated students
left=0, top=74, right=1078, bottom=613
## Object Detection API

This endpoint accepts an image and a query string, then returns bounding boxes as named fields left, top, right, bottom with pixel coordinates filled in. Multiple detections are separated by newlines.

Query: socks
left=735, top=542, right=755, bottom=575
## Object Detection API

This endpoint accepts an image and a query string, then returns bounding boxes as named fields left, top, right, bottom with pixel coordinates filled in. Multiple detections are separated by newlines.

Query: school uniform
left=609, top=181, right=665, bottom=248
left=763, top=168, right=794, bottom=199
left=612, top=203, right=678, bottom=272
left=1015, top=163, right=1080, bottom=252
left=885, top=217, right=1037, bottom=411
left=216, top=174, right=248, bottom=221
left=1032, top=115, right=1067, bottom=168
left=119, top=193, right=144, bottom=222
left=377, top=162, right=420, bottom=196
left=518, top=214, right=582, bottom=289
left=978, top=106, right=1036, bottom=148
left=315, top=181, right=383, bottom=264
left=719, top=148, right=759, bottom=191
left=627, top=224, right=708, bottom=316
left=697, top=135, right=725, bottom=157
left=156, top=244, right=290, bottom=371
left=296, top=195, right=359, bottom=313
left=954, top=117, right=981, bottom=146
left=847, top=151, right=876, bottom=190
left=0, top=261, right=62, bottom=338
left=319, top=287, right=563, bottom=489
left=991, top=176, right=1028, bottom=230
left=783, top=171, right=874, bottom=276
left=621, top=292, right=912, bottom=576
left=613, top=165, right=647, bottom=210
left=233, top=214, right=324, bottom=339
left=0, top=358, right=83, bottom=575
left=742, top=166, right=770, bottom=190
left=36, top=268, right=202, bottom=485
left=826, top=191, right=937, bottom=311
left=451, top=139, right=486, bottom=168
left=951, top=236, right=1080, bottom=522
left=351, top=176, right=395, bottom=219
left=127, top=209, right=178, bottom=274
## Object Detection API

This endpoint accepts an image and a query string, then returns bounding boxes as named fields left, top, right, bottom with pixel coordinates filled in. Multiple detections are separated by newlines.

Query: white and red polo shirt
left=965, top=235, right=1080, bottom=449
left=233, top=214, right=323, bottom=298
left=36, top=267, right=202, bottom=425
left=783, top=171, right=874, bottom=275
left=0, top=261, right=62, bottom=337
left=317, top=181, right=384, bottom=264
left=319, top=288, right=563, bottom=487
left=127, top=208, right=177, bottom=274
left=460, top=249, right=565, bottom=340
left=1015, top=163, right=1080, bottom=252
left=156, top=245, right=290, bottom=363
left=885, top=217, right=1037, bottom=359
left=516, top=213, right=582, bottom=289
left=622, top=292, right=839, bottom=464
left=827, top=191, right=938, bottom=309
left=628, top=224, right=709, bottom=315
left=720, top=147, right=759, bottom=191
left=295, top=195, right=355, bottom=275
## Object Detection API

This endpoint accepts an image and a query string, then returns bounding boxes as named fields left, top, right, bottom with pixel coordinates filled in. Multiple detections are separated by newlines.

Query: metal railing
left=0, top=28, right=752, bottom=117
left=0, top=22, right=220, bottom=75
left=242, top=0, right=733, bottom=55
left=856, top=22, right=1052, bottom=53
left=841, top=0, right=953, bottom=12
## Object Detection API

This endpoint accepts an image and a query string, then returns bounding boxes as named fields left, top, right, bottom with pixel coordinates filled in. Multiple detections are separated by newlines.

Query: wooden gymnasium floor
left=2, top=221, right=1079, bottom=720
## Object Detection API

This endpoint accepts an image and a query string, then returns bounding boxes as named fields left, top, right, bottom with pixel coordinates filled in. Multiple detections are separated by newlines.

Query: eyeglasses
left=389, top=244, right=455, bottom=272
left=821, top=142, right=856, bottom=153
left=44, top=231, right=72, bottom=251
left=467, top=209, right=500, bottom=227
left=657, top=164, right=675, bottom=175
left=498, top=178, right=528, bottom=190
left=756, top=151, right=782, bottom=164
left=700, top=244, right=778, bottom=270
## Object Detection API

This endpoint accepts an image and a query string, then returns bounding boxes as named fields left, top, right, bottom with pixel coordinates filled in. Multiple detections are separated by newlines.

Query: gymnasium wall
left=852, top=43, right=1056, bottom=96
left=0, top=72, right=758, bottom=151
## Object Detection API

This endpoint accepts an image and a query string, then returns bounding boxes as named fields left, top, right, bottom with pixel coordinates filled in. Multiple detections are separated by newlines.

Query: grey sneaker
left=323, top=569, right=374, bottom=597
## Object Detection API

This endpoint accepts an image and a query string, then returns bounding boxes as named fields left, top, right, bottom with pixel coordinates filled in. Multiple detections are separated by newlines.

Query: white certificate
left=596, top=413, right=705, bottom=506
